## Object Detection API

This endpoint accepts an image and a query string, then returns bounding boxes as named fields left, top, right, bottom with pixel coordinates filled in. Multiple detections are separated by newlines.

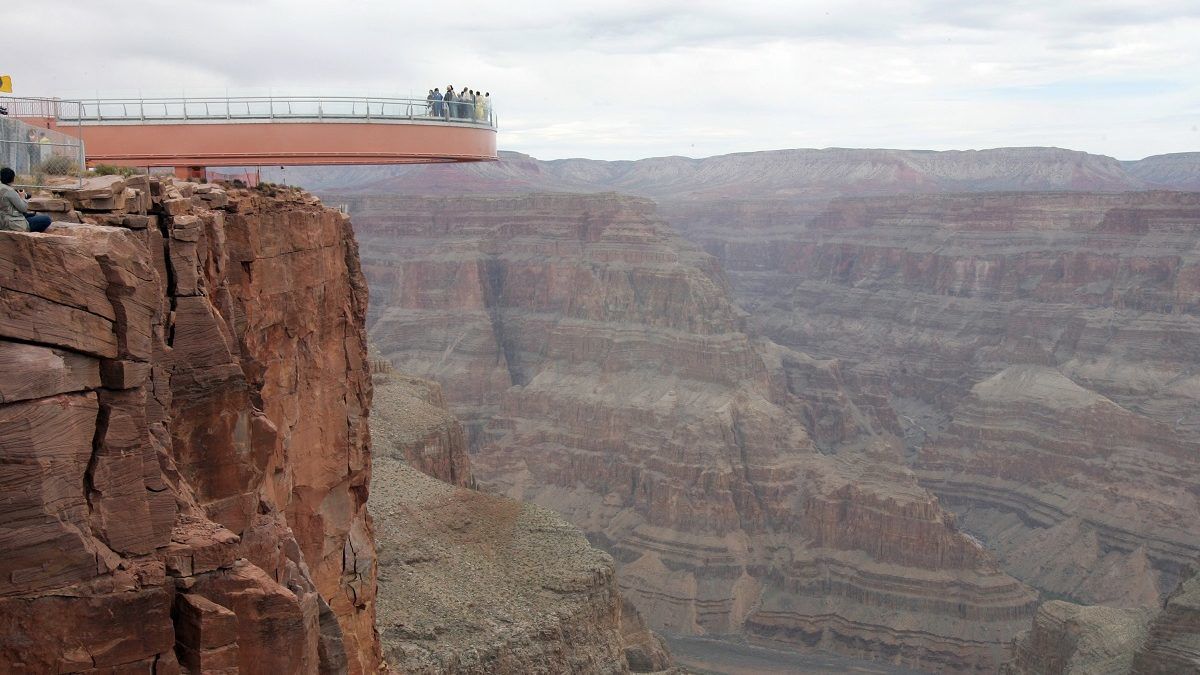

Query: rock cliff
left=351, top=192, right=1036, bottom=672
left=0, top=177, right=378, bottom=673
left=369, top=365, right=672, bottom=673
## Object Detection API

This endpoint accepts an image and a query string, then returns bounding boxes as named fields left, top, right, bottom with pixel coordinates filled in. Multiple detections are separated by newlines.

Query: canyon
left=350, top=191, right=1039, bottom=672
left=5, top=144, right=1191, bottom=673
left=304, top=147, right=1200, bottom=672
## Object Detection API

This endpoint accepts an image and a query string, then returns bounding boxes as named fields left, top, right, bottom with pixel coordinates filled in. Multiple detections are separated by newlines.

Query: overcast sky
left=6, top=0, right=1199, bottom=161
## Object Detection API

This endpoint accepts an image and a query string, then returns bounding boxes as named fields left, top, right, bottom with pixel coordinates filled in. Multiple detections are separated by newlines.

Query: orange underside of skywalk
left=66, top=120, right=497, bottom=167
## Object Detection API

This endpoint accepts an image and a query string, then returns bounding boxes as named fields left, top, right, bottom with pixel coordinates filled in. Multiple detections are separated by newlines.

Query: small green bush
left=92, top=164, right=144, bottom=178
left=38, top=155, right=76, bottom=176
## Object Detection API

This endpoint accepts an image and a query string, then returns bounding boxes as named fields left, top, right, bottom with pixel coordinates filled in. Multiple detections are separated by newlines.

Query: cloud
left=5, top=0, right=1198, bottom=160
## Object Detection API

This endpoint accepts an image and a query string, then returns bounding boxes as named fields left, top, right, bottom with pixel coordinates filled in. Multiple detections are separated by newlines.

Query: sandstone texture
left=351, top=192, right=1036, bottom=672
left=0, top=177, right=378, bottom=673
left=369, top=368, right=672, bottom=673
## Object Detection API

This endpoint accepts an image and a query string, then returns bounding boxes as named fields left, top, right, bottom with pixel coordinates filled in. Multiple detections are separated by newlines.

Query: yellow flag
left=0, top=75, right=11, bottom=93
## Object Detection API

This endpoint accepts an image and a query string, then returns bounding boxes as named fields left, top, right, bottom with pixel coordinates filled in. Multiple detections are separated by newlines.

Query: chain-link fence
left=0, top=97, right=85, bottom=189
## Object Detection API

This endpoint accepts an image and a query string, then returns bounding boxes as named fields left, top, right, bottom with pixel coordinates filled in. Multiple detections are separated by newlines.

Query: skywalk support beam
left=70, top=119, right=497, bottom=168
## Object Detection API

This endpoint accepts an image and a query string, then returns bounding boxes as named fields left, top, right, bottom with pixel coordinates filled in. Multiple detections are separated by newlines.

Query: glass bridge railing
left=46, top=95, right=496, bottom=128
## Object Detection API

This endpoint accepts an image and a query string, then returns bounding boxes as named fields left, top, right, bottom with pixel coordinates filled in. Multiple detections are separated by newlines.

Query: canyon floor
left=665, top=636, right=924, bottom=675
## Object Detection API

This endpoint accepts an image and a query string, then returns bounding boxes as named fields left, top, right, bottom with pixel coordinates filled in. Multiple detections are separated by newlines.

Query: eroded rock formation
left=351, top=192, right=1037, bottom=671
left=1002, top=565, right=1200, bottom=674
left=719, top=192, right=1200, bottom=603
left=0, top=177, right=377, bottom=673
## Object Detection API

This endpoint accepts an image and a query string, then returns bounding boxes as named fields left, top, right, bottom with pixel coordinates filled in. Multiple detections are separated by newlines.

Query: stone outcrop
left=370, top=356, right=473, bottom=488
left=351, top=192, right=1036, bottom=671
left=1131, top=566, right=1200, bottom=674
left=1002, top=565, right=1200, bottom=674
left=368, top=369, right=671, bottom=673
left=1003, top=601, right=1155, bottom=674
left=0, top=177, right=378, bottom=673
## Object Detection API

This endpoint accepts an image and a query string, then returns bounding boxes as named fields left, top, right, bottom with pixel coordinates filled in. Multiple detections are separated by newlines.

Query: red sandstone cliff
left=349, top=192, right=1036, bottom=672
left=0, top=177, right=378, bottom=673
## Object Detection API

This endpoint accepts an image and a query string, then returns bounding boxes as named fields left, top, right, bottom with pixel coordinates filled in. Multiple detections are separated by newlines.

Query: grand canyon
left=298, top=147, right=1200, bottom=672
left=3, top=147, right=1199, bottom=674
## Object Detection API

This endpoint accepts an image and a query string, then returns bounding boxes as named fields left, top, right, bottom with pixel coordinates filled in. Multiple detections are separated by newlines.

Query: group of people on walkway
left=425, top=86, right=492, bottom=123
left=1, top=167, right=52, bottom=233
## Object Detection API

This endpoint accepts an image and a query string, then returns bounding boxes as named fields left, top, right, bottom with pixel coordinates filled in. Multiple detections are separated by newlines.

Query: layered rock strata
left=0, top=177, right=378, bottom=673
left=351, top=193, right=1036, bottom=671
left=721, top=192, right=1200, bottom=602
left=369, top=368, right=671, bottom=673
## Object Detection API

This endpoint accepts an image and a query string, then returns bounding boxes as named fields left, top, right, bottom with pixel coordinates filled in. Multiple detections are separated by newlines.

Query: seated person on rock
left=1, top=167, right=52, bottom=233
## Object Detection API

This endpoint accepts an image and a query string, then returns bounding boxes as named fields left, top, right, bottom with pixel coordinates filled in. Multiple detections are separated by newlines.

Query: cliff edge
left=0, top=177, right=378, bottom=673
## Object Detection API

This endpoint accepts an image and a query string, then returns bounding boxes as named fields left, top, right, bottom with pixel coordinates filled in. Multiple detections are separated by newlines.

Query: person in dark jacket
left=1, top=167, right=53, bottom=232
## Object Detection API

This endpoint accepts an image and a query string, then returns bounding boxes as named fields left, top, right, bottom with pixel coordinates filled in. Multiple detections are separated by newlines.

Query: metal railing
left=59, top=95, right=498, bottom=128
left=0, top=98, right=85, bottom=189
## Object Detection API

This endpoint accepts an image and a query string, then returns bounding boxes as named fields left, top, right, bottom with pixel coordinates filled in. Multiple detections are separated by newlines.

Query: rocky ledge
left=369, top=369, right=673, bottom=673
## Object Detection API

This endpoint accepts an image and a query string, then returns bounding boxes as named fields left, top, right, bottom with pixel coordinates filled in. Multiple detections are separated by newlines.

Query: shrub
left=92, top=164, right=144, bottom=178
left=37, top=155, right=76, bottom=176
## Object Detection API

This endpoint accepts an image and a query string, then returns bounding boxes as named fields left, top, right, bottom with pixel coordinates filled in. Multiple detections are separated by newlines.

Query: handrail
left=49, top=95, right=498, bottom=128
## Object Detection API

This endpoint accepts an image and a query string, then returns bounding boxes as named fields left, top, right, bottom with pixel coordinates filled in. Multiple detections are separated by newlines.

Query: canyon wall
left=0, top=178, right=378, bottom=673
left=351, top=192, right=1037, bottom=672
left=710, top=192, right=1200, bottom=603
